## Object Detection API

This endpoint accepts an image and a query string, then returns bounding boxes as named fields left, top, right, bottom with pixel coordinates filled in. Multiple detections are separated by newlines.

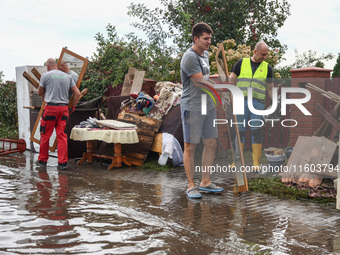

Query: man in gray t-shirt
left=37, top=58, right=80, bottom=170
left=180, top=23, right=223, bottom=199
left=68, top=70, right=79, bottom=84
left=60, top=60, right=79, bottom=84
left=40, top=69, right=75, bottom=104
left=180, top=48, right=215, bottom=111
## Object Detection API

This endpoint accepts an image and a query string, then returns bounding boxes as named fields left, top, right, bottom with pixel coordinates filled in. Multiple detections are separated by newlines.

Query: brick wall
left=211, top=67, right=334, bottom=151
left=289, top=67, right=332, bottom=146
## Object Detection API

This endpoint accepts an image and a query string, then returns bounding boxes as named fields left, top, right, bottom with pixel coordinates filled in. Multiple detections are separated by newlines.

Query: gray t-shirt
left=180, top=48, right=214, bottom=111
left=40, top=69, right=76, bottom=104
left=68, top=70, right=79, bottom=84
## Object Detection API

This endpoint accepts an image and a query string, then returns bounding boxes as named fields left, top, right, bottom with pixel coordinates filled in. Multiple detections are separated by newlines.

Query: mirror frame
left=30, top=48, right=89, bottom=152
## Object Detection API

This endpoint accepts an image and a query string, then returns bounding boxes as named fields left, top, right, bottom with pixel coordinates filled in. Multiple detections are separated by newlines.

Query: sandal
left=199, top=183, right=224, bottom=193
left=186, top=187, right=202, bottom=199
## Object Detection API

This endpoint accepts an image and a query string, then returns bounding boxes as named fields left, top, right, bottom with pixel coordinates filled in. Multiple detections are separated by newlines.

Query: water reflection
left=25, top=168, right=78, bottom=250
left=0, top=153, right=339, bottom=254
left=0, top=153, right=26, bottom=168
left=27, top=169, right=69, bottom=220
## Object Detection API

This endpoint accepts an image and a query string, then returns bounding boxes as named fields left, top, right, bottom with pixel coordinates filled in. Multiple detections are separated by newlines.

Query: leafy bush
left=0, top=124, right=18, bottom=139
left=0, top=80, right=18, bottom=127
left=80, top=24, right=181, bottom=101
left=209, top=39, right=282, bottom=75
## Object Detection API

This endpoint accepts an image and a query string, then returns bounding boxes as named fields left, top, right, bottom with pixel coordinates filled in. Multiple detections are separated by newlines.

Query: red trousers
left=38, top=105, right=69, bottom=164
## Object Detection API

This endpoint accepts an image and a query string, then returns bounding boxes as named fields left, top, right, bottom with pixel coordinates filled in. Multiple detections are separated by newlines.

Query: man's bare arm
left=266, top=82, right=274, bottom=100
left=190, top=72, right=216, bottom=88
left=38, top=86, right=45, bottom=96
left=70, top=86, right=81, bottom=107
left=38, top=86, right=45, bottom=101
left=228, top=72, right=237, bottom=85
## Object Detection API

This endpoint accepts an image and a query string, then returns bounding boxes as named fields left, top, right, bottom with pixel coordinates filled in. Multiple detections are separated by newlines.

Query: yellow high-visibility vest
left=237, top=58, right=268, bottom=100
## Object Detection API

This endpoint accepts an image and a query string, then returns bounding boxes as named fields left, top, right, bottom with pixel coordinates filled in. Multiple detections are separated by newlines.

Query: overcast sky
left=1, top=0, right=339, bottom=81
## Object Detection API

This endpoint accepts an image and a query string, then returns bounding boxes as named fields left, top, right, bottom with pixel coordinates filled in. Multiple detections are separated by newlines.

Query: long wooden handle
left=22, top=71, right=39, bottom=89
left=219, top=43, right=229, bottom=78
left=80, top=88, right=88, bottom=99
left=31, top=68, right=41, bottom=81
left=23, top=106, right=40, bottom=109
left=69, top=88, right=88, bottom=109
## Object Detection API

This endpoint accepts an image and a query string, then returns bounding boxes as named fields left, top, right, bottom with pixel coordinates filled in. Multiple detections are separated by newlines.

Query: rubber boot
left=252, top=143, right=262, bottom=171
left=230, top=143, right=244, bottom=167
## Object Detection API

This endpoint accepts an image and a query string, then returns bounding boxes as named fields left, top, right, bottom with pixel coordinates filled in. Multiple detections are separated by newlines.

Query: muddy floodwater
left=0, top=151, right=340, bottom=254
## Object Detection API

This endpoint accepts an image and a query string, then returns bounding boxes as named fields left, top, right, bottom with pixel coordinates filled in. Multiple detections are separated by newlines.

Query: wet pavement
left=0, top=151, right=340, bottom=254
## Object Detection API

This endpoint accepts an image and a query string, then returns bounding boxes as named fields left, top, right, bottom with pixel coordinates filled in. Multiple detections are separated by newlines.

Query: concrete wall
left=15, top=65, right=46, bottom=150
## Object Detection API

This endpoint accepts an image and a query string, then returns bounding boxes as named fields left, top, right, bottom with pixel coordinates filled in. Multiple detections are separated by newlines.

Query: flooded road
left=0, top=151, right=340, bottom=254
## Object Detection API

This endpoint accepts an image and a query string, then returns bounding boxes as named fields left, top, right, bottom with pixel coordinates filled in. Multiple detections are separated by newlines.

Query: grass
left=226, top=148, right=337, bottom=206
left=249, top=177, right=309, bottom=200
left=248, top=177, right=336, bottom=206
left=142, top=152, right=173, bottom=172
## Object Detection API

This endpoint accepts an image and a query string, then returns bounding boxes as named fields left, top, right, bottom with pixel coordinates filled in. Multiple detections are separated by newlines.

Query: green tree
left=128, top=0, right=291, bottom=54
left=0, top=71, right=3, bottom=83
left=81, top=24, right=144, bottom=100
left=273, top=65, right=293, bottom=79
left=80, top=24, right=181, bottom=101
left=293, top=49, right=334, bottom=69
left=273, top=50, right=335, bottom=80
left=332, top=53, right=340, bottom=78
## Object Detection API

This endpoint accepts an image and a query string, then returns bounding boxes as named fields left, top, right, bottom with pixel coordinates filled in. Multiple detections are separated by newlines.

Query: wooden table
left=70, top=127, right=139, bottom=169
